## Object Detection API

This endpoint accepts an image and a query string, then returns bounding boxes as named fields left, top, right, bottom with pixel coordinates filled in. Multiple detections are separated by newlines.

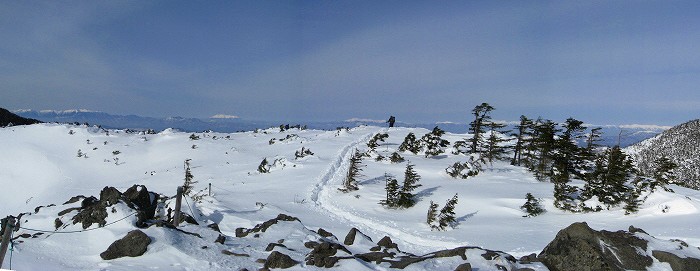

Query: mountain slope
left=0, top=107, right=41, bottom=126
left=626, top=119, right=700, bottom=189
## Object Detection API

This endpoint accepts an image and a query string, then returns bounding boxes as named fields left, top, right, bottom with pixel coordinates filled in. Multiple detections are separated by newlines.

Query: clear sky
left=2, top=1, right=699, bottom=125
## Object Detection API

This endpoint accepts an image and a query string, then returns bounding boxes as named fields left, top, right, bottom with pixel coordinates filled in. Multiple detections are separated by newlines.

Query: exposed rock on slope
left=626, top=119, right=700, bottom=189
left=539, top=222, right=700, bottom=271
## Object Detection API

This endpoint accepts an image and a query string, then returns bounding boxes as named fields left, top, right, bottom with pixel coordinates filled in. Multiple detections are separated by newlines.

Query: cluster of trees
left=380, top=163, right=422, bottom=208
left=398, top=127, right=450, bottom=158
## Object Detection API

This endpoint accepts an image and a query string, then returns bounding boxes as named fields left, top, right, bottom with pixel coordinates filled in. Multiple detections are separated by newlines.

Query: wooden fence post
left=0, top=216, right=16, bottom=269
left=173, top=186, right=183, bottom=227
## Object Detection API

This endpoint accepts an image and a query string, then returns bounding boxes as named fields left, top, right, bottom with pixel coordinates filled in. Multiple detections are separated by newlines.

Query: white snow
left=1, top=123, right=699, bottom=270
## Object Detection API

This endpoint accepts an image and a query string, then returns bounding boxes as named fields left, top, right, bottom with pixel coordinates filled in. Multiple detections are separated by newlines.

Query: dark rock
left=63, top=195, right=86, bottom=205
left=235, top=213, right=300, bottom=238
left=344, top=227, right=372, bottom=245
left=266, top=243, right=287, bottom=252
left=628, top=225, right=648, bottom=235
left=519, top=253, right=538, bottom=263
left=305, top=241, right=350, bottom=268
left=222, top=250, right=250, bottom=257
left=652, top=250, right=700, bottom=271
left=454, top=263, right=472, bottom=271
left=356, top=251, right=395, bottom=263
left=208, top=223, right=221, bottom=233
left=100, top=186, right=121, bottom=206
left=81, top=196, right=99, bottom=208
left=71, top=201, right=107, bottom=229
left=264, top=251, right=298, bottom=269
left=515, top=268, right=536, bottom=271
left=100, top=230, right=151, bottom=260
left=539, top=222, right=653, bottom=271
left=58, top=207, right=80, bottom=216
left=317, top=228, right=335, bottom=238
left=376, top=236, right=399, bottom=249
left=304, top=241, right=319, bottom=249
left=54, top=218, right=63, bottom=230
left=122, top=185, right=157, bottom=225
left=215, top=234, right=226, bottom=244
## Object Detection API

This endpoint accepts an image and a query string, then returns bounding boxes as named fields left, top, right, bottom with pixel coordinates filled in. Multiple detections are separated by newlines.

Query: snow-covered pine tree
left=532, top=119, right=558, bottom=181
left=398, top=163, right=422, bottom=208
left=389, top=152, right=405, bottom=163
left=551, top=118, right=587, bottom=184
left=436, top=194, right=459, bottom=231
left=294, top=147, right=314, bottom=159
left=521, top=193, right=545, bottom=217
left=367, top=133, right=389, bottom=151
left=341, top=149, right=364, bottom=192
left=623, top=189, right=642, bottom=215
left=468, top=102, right=495, bottom=154
left=398, top=132, right=421, bottom=154
left=511, top=115, right=534, bottom=166
left=650, top=156, right=677, bottom=192
left=586, top=146, right=635, bottom=207
left=183, top=159, right=197, bottom=195
left=380, top=173, right=400, bottom=208
left=420, top=126, right=450, bottom=158
left=427, top=200, right=439, bottom=229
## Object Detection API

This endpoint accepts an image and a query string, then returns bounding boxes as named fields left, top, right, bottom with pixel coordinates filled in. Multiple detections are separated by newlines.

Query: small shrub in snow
left=294, top=147, right=314, bottom=159
left=258, top=158, right=270, bottom=173
left=380, top=174, right=400, bottom=208
left=189, top=133, right=200, bottom=140
left=183, top=159, right=197, bottom=195
left=374, top=154, right=385, bottom=162
left=367, top=133, right=389, bottom=151
left=397, top=163, right=422, bottom=208
left=77, top=149, right=84, bottom=158
left=445, top=156, right=483, bottom=179
left=521, top=193, right=545, bottom=217
left=389, top=152, right=404, bottom=163
left=112, top=150, right=121, bottom=155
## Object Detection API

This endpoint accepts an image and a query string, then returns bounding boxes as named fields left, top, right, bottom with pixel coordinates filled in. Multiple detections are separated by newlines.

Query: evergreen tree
left=436, top=194, right=459, bottom=231
left=650, top=156, right=677, bottom=192
left=452, top=140, right=469, bottom=155
left=552, top=182, right=580, bottom=211
left=183, top=159, right=197, bottom=196
left=257, top=158, right=270, bottom=173
left=532, top=119, right=559, bottom=181
left=551, top=118, right=587, bottom=184
left=468, top=103, right=495, bottom=154
left=511, top=115, right=534, bottom=166
left=521, top=193, right=545, bottom=217
left=426, top=201, right=439, bottom=228
left=341, top=149, right=364, bottom=192
left=586, top=146, right=635, bottom=207
left=484, top=122, right=511, bottom=165
left=420, top=126, right=450, bottom=158
left=398, top=133, right=421, bottom=154
left=367, top=133, right=389, bottom=151
left=389, top=152, right=405, bottom=163
left=623, top=189, right=642, bottom=215
left=380, top=173, right=400, bottom=208
left=397, top=163, right=422, bottom=208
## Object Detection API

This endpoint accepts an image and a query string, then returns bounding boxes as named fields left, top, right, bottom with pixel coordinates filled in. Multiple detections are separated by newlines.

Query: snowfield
left=1, top=123, right=699, bottom=270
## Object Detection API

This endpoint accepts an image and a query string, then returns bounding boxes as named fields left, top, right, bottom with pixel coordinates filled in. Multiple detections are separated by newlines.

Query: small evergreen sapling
left=521, top=193, right=545, bottom=217
left=435, top=194, right=459, bottom=231
left=341, top=149, right=364, bottom=192
left=397, top=163, right=422, bottom=208
left=389, top=152, right=404, bottom=163
left=420, top=126, right=450, bottom=158
left=183, top=159, right=197, bottom=196
left=294, top=147, right=314, bottom=159
left=426, top=201, right=439, bottom=226
left=380, top=174, right=400, bottom=207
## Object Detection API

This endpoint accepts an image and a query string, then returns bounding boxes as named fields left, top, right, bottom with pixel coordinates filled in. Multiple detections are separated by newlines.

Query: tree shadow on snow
left=415, top=186, right=441, bottom=202
left=360, top=176, right=386, bottom=185
left=456, top=211, right=479, bottom=223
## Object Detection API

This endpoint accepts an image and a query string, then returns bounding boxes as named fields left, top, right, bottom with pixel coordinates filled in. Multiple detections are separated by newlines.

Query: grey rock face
left=100, top=230, right=151, bottom=260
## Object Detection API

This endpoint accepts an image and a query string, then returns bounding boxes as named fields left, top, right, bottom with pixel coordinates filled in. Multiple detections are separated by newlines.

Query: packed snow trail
left=309, top=128, right=469, bottom=252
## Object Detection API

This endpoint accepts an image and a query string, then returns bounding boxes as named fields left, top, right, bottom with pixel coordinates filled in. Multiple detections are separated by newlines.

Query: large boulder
left=539, top=222, right=652, bottom=271
left=122, top=185, right=158, bottom=226
left=100, top=230, right=151, bottom=260
left=264, top=251, right=298, bottom=269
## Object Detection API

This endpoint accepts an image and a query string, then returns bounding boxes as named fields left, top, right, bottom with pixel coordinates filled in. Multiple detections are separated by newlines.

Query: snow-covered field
left=1, top=124, right=699, bottom=270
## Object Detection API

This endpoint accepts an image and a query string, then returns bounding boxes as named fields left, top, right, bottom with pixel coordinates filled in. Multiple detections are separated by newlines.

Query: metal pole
left=0, top=216, right=15, bottom=269
left=173, top=186, right=183, bottom=227
left=209, top=183, right=211, bottom=196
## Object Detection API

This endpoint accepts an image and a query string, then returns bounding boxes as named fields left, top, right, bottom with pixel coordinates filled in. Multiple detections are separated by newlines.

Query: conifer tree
left=511, top=115, right=534, bottom=166
left=257, top=158, right=270, bottom=173
left=426, top=201, right=439, bottom=228
left=484, top=122, right=511, bottom=165
left=380, top=173, right=400, bottom=207
left=398, top=132, right=421, bottom=154
left=532, top=119, right=558, bottom=181
left=586, top=146, right=635, bottom=207
left=367, top=133, right=389, bottom=152
left=650, top=156, right=677, bottom=192
left=183, top=159, right=197, bottom=196
left=389, top=152, right=405, bottom=163
left=521, top=193, right=545, bottom=217
left=341, top=149, right=364, bottom=192
left=623, top=189, right=642, bottom=215
left=468, top=103, right=495, bottom=154
left=398, top=163, right=422, bottom=208
left=421, top=126, right=450, bottom=158
left=436, top=194, right=459, bottom=231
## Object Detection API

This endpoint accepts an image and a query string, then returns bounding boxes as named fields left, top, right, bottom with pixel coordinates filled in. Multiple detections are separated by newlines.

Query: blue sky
left=1, top=1, right=699, bottom=125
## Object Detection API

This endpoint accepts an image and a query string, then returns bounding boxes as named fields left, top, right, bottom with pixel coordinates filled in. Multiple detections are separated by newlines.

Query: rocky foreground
left=3, top=186, right=700, bottom=271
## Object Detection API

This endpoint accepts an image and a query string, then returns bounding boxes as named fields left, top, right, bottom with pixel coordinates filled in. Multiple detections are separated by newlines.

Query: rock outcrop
left=100, top=230, right=151, bottom=260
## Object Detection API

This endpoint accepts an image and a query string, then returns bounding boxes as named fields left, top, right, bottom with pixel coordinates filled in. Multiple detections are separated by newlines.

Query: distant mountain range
left=12, top=109, right=666, bottom=147
left=626, top=119, right=700, bottom=189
